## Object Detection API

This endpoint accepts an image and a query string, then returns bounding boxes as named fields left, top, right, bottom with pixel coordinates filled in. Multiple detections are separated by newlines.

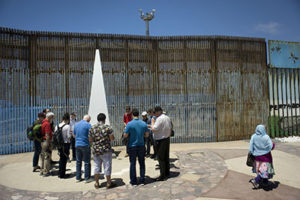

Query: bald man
left=74, top=115, right=92, bottom=183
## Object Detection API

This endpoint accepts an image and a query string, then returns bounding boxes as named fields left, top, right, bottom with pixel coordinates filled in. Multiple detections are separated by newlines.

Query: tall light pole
left=138, top=9, right=155, bottom=36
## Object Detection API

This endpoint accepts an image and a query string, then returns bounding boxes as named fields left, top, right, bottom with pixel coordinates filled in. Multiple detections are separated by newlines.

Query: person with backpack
left=32, top=112, right=46, bottom=172
left=40, top=112, right=55, bottom=176
left=54, top=113, right=72, bottom=179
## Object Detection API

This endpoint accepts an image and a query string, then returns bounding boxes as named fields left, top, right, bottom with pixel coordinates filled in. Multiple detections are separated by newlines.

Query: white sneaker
left=76, top=179, right=82, bottom=183
left=129, top=184, right=137, bottom=189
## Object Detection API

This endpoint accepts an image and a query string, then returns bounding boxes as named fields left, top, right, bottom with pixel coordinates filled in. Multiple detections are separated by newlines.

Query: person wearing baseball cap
left=142, top=111, right=153, bottom=157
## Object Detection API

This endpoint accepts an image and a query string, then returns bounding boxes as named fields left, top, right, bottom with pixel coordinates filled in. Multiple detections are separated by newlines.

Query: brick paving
left=0, top=150, right=227, bottom=200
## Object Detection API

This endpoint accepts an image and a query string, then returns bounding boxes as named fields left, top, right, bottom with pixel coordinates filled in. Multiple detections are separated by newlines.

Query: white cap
left=142, top=111, right=147, bottom=116
left=46, top=112, right=54, bottom=118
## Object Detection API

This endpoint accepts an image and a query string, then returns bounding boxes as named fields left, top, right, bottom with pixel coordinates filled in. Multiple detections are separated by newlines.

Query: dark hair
left=70, top=112, right=76, bottom=116
left=97, top=113, right=106, bottom=122
left=38, top=112, right=46, bottom=119
left=154, top=106, right=163, bottom=112
left=132, top=108, right=139, bottom=117
left=147, top=109, right=153, bottom=113
left=126, top=106, right=131, bottom=111
left=62, top=113, right=70, bottom=121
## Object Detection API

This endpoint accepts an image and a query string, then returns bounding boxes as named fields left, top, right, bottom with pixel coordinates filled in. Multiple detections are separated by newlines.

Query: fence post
left=65, top=36, right=69, bottom=112
left=152, top=40, right=159, bottom=104
left=125, top=39, right=129, bottom=104
left=183, top=40, right=189, bottom=138
left=29, top=35, right=37, bottom=109
left=211, top=39, right=218, bottom=142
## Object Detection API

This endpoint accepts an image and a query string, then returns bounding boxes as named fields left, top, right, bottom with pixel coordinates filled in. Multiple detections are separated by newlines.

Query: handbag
left=246, top=152, right=255, bottom=167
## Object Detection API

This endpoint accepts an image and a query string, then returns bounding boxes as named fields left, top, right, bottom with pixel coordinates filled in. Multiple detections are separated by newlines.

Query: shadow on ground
left=255, top=181, right=280, bottom=191
left=99, top=178, right=126, bottom=188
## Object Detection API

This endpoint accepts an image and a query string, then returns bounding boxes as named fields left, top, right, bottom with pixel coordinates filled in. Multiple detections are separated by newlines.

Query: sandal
left=106, top=182, right=116, bottom=189
left=94, top=183, right=100, bottom=189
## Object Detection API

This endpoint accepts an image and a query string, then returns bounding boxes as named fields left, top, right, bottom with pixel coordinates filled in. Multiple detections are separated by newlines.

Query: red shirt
left=41, top=118, right=53, bottom=140
left=123, top=113, right=133, bottom=125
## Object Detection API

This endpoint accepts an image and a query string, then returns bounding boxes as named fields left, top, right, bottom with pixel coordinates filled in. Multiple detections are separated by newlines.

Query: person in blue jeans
left=32, top=112, right=46, bottom=172
left=124, top=108, right=150, bottom=186
left=74, top=115, right=92, bottom=183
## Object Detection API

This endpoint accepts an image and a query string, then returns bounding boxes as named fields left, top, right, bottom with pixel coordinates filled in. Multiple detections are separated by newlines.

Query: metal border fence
left=0, top=27, right=268, bottom=154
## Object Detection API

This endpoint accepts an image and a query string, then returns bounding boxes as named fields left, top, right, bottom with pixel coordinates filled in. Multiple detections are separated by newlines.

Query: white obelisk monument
left=88, top=49, right=110, bottom=125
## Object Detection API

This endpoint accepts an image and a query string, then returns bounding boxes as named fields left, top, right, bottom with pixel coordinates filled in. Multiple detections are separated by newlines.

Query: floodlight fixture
left=138, top=9, right=156, bottom=36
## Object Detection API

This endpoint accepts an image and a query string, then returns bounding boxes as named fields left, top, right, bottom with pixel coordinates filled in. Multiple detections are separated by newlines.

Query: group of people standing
left=32, top=109, right=77, bottom=178
left=31, top=105, right=172, bottom=188
left=31, top=107, right=274, bottom=190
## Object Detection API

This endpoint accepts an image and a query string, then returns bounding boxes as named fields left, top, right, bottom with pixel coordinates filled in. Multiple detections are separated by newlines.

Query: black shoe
left=150, top=155, right=156, bottom=159
left=33, top=166, right=41, bottom=172
left=155, top=176, right=167, bottom=181
left=59, top=174, right=70, bottom=179
left=42, top=173, right=51, bottom=177
left=145, top=154, right=150, bottom=158
left=50, top=160, right=57, bottom=164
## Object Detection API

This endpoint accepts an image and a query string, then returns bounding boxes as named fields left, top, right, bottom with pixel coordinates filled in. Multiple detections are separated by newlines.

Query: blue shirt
left=125, top=118, right=149, bottom=148
left=74, top=120, right=92, bottom=147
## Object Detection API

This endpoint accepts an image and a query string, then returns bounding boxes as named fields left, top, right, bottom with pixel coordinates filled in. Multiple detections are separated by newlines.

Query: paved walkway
left=0, top=140, right=299, bottom=200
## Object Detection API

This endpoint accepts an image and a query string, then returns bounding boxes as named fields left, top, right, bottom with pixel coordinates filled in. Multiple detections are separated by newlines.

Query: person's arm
left=45, top=124, right=52, bottom=146
left=88, top=128, right=94, bottom=144
left=66, top=125, right=71, bottom=140
left=151, top=118, right=162, bottom=133
left=144, top=124, right=150, bottom=138
left=266, top=136, right=273, bottom=152
left=123, top=114, right=127, bottom=127
left=249, top=135, right=254, bottom=154
left=73, top=126, right=76, bottom=138
left=108, top=127, right=115, bottom=141
left=272, top=142, right=275, bottom=150
left=123, top=125, right=129, bottom=138
left=109, top=133, right=115, bottom=141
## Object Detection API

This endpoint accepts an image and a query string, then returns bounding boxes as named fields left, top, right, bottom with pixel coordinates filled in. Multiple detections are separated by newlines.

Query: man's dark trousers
left=58, top=143, right=70, bottom=178
left=128, top=146, right=145, bottom=185
left=76, top=146, right=91, bottom=181
left=156, top=137, right=170, bottom=178
left=70, top=137, right=76, bottom=160
left=33, top=139, right=41, bottom=167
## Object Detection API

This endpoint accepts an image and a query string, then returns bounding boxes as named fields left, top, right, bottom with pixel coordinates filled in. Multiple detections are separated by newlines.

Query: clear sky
left=0, top=0, right=299, bottom=42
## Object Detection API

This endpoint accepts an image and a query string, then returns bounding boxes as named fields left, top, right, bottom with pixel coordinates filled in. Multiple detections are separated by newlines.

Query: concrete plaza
left=0, top=140, right=299, bottom=200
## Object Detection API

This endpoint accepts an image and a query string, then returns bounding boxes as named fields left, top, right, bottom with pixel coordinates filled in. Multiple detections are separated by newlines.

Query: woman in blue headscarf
left=249, top=125, right=275, bottom=189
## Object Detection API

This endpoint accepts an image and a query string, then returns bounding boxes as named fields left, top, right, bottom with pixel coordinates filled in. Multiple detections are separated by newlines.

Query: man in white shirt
left=151, top=106, right=171, bottom=181
left=55, top=113, right=71, bottom=178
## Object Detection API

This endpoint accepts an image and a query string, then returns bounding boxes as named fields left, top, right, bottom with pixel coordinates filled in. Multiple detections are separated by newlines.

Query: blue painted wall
left=269, top=40, right=300, bottom=68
